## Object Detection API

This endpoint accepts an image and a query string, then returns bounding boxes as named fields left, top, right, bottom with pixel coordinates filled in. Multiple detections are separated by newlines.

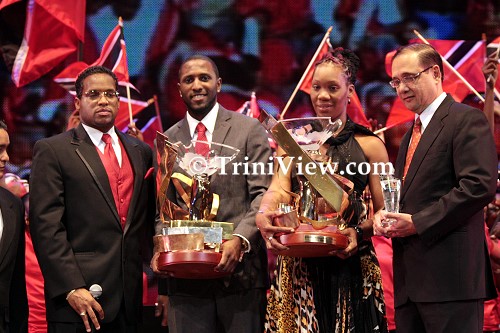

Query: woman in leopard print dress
left=257, top=48, right=389, bottom=332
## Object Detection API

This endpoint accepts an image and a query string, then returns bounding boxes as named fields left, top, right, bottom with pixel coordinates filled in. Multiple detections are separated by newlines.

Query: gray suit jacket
left=0, top=187, right=27, bottom=333
left=30, top=124, right=155, bottom=323
left=159, top=106, right=272, bottom=296
left=392, top=95, right=497, bottom=307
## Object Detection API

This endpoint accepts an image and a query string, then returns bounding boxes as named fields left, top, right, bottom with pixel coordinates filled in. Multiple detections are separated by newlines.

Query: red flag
left=236, top=101, right=250, bottom=115
left=11, top=0, right=85, bottom=87
left=296, top=37, right=369, bottom=128
left=235, top=93, right=276, bottom=149
left=296, top=38, right=370, bottom=129
left=385, top=98, right=414, bottom=130
left=487, top=37, right=500, bottom=94
left=0, top=0, right=22, bottom=11
left=347, top=92, right=370, bottom=128
left=54, top=22, right=150, bottom=127
left=411, top=39, right=486, bottom=101
left=384, top=40, right=486, bottom=129
left=249, top=91, right=260, bottom=119
left=432, top=39, right=485, bottom=101
left=144, top=0, right=180, bottom=68
left=139, top=115, right=163, bottom=149
left=386, top=40, right=486, bottom=101
left=298, top=39, right=330, bottom=94
left=383, top=51, right=414, bottom=128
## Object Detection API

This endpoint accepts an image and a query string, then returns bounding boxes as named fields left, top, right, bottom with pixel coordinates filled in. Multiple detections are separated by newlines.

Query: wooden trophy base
left=157, top=251, right=230, bottom=279
left=278, top=224, right=349, bottom=257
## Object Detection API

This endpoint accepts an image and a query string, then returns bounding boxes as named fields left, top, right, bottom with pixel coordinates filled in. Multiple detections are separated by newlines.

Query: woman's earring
left=348, top=98, right=351, bottom=104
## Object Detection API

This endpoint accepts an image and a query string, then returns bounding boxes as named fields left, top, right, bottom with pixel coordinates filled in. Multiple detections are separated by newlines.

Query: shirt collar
left=186, top=102, right=219, bottom=139
left=417, top=92, right=446, bottom=133
left=81, top=123, right=119, bottom=146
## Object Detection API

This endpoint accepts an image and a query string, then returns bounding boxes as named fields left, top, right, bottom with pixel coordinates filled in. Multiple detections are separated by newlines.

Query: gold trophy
left=155, top=133, right=239, bottom=278
left=261, top=114, right=352, bottom=257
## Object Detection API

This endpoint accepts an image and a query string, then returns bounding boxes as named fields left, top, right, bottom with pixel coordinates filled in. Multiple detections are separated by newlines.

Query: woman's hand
left=256, top=209, right=295, bottom=253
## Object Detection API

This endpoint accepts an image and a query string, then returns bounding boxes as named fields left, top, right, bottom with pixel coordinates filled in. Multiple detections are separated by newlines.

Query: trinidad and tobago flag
left=384, top=39, right=487, bottom=129
left=54, top=21, right=151, bottom=128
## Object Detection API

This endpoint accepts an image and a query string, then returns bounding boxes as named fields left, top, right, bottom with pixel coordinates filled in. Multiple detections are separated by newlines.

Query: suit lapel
left=118, top=131, right=144, bottom=234
left=176, top=118, right=194, bottom=146
left=72, top=125, right=120, bottom=223
left=401, top=95, right=452, bottom=198
left=0, top=193, right=16, bottom=267
left=212, top=107, right=232, bottom=154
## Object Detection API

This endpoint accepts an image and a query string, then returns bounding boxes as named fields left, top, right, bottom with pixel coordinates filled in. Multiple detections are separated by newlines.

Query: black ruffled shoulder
left=325, top=117, right=377, bottom=146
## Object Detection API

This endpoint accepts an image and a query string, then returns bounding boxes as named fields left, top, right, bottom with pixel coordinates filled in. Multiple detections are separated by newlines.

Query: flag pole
left=279, top=26, right=333, bottom=120
left=118, top=17, right=134, bottom=125
left=413, top=30, right=484, bottom=102
left=153, top=95, right=164, bottom=132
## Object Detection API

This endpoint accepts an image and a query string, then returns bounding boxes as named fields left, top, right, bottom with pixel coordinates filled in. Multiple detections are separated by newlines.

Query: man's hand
left=374, top=210, right=417, bottom=238
left=154, top=295, right=169, bottom=327
left=483, top=51, right=499, bottom=88
left=67, top=288, right=104, bottom=332
left=150, top=252, right=173, bottom=278
left=126, top=122, right=144, bottom=141
left=215, top=237, right=242, bottom=273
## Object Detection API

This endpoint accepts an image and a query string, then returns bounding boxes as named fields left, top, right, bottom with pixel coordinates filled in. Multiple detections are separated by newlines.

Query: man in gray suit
left=0, top=121, right=27, bottom=333
left=152, top=55, right=271, bottom=333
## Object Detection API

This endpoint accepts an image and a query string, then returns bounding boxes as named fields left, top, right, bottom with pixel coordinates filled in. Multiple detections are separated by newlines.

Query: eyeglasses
left=83, top=89, right=119, bottom=100
left=389, top=66, right=434, bottom=88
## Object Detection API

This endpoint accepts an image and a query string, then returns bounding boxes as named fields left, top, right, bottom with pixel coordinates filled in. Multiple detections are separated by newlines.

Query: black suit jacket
left=392, top=95, right=498, bottom=307
left=30, top=125, right=155, bottom=323
left=158, top=107, right=272, bottom=296
left=0, top=187, right=27, bottom=333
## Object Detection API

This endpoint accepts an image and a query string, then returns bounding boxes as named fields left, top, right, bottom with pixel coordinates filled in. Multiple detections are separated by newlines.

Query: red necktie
left=195, top=123, right=210, bottom=156
left=102, top=134, right=120, bottom=176
left=403, top=117, right=422, bottom=178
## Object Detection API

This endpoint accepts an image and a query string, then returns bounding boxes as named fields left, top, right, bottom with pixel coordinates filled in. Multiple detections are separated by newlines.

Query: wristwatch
left=352, top=225, right=363, bottom=242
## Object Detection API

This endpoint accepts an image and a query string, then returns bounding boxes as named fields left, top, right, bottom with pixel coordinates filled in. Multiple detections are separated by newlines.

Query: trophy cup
left=155, top=133, right=240, bottom=278
left=271, top=117, right=352, bottom=257
left=379, top=174, right=401, bottom=227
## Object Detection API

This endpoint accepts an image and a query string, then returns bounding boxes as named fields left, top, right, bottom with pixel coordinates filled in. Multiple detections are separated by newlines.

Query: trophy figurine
left=270, top=116, right=352, bottom=257
left=155, top=133, right=240, bottom=278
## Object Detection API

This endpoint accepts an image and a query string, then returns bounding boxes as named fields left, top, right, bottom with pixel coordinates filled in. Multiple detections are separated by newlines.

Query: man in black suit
left=151, top=55, right=271, bottom=332
left=374, top=43, right=498, bottom=332
left=0, top=121, right=28, bottom=333
left=30, top=66, right=155, bottom=333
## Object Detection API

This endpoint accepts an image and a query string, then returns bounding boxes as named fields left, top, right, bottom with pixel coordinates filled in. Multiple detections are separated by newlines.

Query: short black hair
left=75, top=65, right=118, bottom=98
left=392, top=43, right=444, bottom=82
left=0, top=120, right=7, bottom=131
left=178, top=55, right=220, bottom=79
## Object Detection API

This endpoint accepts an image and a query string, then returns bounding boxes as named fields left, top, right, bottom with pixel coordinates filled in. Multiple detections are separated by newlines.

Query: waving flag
left=298, top=39, right=330, bottom=94
left=139, top=115, right=163, bottom=149
left=3, top=0, right=85, bottom=87
left=0, top=0, right=22, bottom=11
left=384, top=39, right=487, bottom=130
left=487, top=37, right=500, bottom=95
left=236, top=92, right=277, bottom=148
left=295, top=38, right=370, bottom=128
left=54, top=21, right=150, bottom=128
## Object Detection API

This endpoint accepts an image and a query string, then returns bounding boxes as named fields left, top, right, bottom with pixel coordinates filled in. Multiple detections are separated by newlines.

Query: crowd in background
left=0, top=0, right=499, bottom=175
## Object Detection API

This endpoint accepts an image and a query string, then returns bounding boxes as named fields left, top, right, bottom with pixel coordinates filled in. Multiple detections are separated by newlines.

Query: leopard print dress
left=264, top=120, right=388, bottom=333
